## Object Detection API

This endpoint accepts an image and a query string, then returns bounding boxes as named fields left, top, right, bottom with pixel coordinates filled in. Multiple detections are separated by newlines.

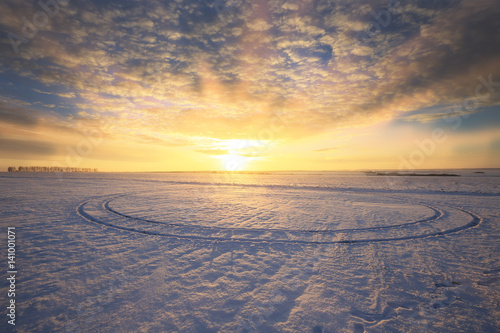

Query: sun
left=219, top=153, right=248, bottom=171
left=208, top=139, right=268, bottom=171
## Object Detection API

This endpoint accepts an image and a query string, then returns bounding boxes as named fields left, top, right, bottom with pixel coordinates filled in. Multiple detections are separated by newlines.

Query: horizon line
left=3, top=168, right=499, bottom=173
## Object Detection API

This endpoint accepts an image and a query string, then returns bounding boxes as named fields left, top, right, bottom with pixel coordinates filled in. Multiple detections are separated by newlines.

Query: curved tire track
left=76, top=188, right=483, bottom=245
left=103, top=197, right=444, bottom=234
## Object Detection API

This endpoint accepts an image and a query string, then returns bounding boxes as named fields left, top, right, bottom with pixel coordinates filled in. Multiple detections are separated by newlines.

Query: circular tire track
left=103, top=197, right=444, bottom=234
left=76, top=186, right=483, bottom=244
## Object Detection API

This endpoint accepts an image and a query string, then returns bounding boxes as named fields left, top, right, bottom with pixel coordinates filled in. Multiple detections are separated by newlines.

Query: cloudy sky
left=1, top=0, right=499, bottom=171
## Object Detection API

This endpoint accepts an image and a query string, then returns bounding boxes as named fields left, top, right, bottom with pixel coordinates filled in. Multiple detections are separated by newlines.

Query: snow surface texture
left=0, top=171, right=499, bottom=332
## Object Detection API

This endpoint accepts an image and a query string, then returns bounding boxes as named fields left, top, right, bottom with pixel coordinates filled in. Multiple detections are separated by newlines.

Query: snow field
left=0, top=172, right=498, bottom=332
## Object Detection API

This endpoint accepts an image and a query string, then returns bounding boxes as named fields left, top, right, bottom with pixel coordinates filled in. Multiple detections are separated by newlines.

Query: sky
left=0, top=0, right=499, bottom=172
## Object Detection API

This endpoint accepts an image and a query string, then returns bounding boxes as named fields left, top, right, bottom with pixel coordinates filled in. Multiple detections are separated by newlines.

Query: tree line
left=8, top=166, right=98, bottom=172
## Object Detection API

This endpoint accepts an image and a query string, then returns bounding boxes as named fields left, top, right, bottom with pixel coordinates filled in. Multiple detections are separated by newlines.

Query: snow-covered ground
left=1, top=171, right=499, bottom=332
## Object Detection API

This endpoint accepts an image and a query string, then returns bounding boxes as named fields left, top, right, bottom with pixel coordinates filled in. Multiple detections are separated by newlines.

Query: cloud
left=314, top=147, right=337, bottom=152
left=0, top=0, right=498, bottom=156
left=0, top=103, right=39, bottom=127
left=0, top=137, right=57, bottom=156
left=195, top=149, right=230, bottom=155
left=399, top=112, right=453, bottom=124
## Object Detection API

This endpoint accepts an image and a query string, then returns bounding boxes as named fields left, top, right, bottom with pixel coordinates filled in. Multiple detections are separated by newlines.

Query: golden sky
left=1, top=0, right=499, bottom=171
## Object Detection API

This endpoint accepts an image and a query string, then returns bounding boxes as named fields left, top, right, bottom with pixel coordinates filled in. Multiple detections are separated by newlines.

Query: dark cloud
left=357, top=2, right=500, bottom=116
left=0, top=137, right=57, bottom=156
left=0, top=102, right=84, bottom=136
left=0, top=103, right=39, bottom=127
left=490, top=138, right=500, bottom=151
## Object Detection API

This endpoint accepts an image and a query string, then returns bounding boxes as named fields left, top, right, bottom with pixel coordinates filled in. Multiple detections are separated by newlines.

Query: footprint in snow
left=312, top=325, right=323, bottom=333
left=478, top=268, right=500, bottom=286
left=353, top=323, right=365, bottom=333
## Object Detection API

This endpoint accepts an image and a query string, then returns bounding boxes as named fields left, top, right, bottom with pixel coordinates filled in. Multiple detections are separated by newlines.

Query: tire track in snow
left=76, top=187, right=483, bottom=245
left=104, top=196, right=444, bottom=234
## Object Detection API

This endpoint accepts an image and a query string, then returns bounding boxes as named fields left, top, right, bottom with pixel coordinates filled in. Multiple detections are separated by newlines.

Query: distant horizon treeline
left=8, top=166, right=98, bottom=172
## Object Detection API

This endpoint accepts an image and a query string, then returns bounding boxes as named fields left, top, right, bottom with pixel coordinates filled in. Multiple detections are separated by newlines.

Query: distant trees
left=7, top=166, right=98, bottom=172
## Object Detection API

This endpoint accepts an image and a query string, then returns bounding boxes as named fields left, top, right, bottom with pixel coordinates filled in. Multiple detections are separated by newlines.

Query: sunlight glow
left=214, top=139, right=268, bottom=171
left=219, top=153, right=248, bottom=171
